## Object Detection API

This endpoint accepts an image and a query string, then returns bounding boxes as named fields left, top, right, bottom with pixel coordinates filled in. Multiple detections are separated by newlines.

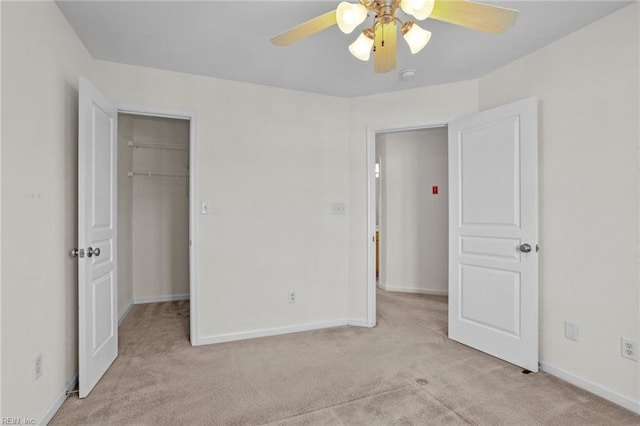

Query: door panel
left=460, top=265, right=520, bottom=336
left=449, top=97, right=538, bottom=372
left=78, top=77, right=118, bottom=398
left=460, top=117, right=520, bottom=227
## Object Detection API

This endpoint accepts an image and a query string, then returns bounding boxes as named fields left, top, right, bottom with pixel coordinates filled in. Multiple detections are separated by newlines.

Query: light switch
left=564, top=321, right=578, bottom=342
left=201, top=201, right=209, bottom=215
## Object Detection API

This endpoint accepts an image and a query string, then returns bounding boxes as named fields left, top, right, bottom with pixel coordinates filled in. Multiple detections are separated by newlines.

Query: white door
left=448, top=97, right=538, bottom=372
left=78, top=77, right=118, bottom=397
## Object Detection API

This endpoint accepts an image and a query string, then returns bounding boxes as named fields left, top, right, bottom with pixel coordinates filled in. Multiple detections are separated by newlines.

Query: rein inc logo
left=1, top=418, right=36, bottom=425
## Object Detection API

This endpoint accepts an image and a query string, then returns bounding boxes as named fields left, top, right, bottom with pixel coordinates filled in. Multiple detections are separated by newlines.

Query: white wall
left=1, top=1, right=92, bottom=420
left=479, top=4, right=639, bottom=406
left=2, top=0, right=639, bottom=420
left=347, top=81, right=479, bottom=320
left=131, top=115, right=190, bottom=302
left=90, top=61, right=351, bottom=341
left=0, top=0, right=2, bottom=415
left=0, top=1, right=3, bottom=416
left=117, top=113, right=134, bottom=319
left=376, top=128, right=448, bottom=295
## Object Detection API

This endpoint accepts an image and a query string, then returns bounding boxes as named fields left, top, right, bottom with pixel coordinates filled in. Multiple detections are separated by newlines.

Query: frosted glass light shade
left=400, top=0, right=435, bottom=20
left=336, top=2, right=368, bottom=34
left=403, top=22, right=431, bottom=54
left=349, top=32, right=374, bottom=61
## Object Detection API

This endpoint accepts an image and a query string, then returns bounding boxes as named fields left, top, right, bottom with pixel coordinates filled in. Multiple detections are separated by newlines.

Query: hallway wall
left=376, top=128, right=448, bottom=295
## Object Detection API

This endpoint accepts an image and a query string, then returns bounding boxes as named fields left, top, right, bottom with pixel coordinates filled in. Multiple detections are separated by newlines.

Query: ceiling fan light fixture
left=348, top=29, right=375, bottom=61
left=336, top=2, right=368, bottom=34
left=402, top=21, right=431, bottom=54
left=400, top=0, right=435, bottom=21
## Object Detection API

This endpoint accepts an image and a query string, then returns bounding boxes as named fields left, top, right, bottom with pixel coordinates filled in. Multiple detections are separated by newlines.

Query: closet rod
left=128, top=171, right=189, bottom=178
left=128, top=141, right=188, bottom=151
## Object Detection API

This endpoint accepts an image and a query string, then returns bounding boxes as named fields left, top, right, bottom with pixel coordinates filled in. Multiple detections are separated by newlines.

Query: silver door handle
left=87, top=247, right=101, bottom=257
left=71, top=248, right=85, bottom=258
left=519, top=243, right=532, bottom=253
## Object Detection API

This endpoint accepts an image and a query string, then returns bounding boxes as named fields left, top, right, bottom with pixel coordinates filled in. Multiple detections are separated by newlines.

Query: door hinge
left=536, top=244, right=540, bottom=253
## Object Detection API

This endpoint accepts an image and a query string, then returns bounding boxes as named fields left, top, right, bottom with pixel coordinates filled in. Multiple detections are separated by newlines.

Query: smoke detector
left=400, top=69, right=417, bottom=80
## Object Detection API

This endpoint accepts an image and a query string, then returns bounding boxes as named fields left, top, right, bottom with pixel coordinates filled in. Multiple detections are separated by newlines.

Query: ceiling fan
left=271, top=0, right=518, bottom=74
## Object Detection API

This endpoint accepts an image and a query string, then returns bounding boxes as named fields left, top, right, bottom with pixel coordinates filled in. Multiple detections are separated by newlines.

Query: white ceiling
left=56, top=0, right=632, bottom=97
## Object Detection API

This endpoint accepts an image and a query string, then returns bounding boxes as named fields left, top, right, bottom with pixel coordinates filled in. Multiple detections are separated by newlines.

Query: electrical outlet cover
left=621, top=338, right=638, bottom=361
left=331, top=202, right=347, bottom=215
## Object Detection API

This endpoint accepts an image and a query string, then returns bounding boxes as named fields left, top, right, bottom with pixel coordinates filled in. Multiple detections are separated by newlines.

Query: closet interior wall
left=117, top=113, right=190, bottom=315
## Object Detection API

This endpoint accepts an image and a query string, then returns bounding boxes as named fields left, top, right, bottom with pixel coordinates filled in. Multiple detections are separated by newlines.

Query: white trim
left=188, top=115, right=200, bottom=346
left=198, top=320, right=350, bottom=346
left=118, top=105, right=194, bottom=121
left=365, top=120, right=451, bottom=329
left=540, top=361, right=640, bottom=414
left=118, top=300, right=134, bottom=325
left=347, top=319, right=371, bottom=327
left=379, top=283, right=448, bottom=296
left=116, top=103, right=199, bottom=346
left=133, top=293, right=190, bottom=304
left=39, top=374, right=78, bottom=425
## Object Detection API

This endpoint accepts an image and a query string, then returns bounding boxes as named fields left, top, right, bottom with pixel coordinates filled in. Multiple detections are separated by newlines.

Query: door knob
left=519, top=243, right=532, bottom=253
left=87, top=247, right=101, bottom=258
left=71, top=248, right=85, bottom=258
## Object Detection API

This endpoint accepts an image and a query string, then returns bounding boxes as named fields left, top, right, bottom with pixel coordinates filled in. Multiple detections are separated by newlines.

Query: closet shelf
left=128, top=171, right=188, bottom=178
left=128, top=141, right=188, bottom=151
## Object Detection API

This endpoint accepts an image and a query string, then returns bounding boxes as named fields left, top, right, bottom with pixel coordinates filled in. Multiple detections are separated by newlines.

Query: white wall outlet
left=564, top=321, right=578, bottom=342
left=331, top=202, right=347, bottom=215
left=621, top=338, right=638, bottom=361
left=34, top=353, right=42, bottom=381
left=288, top=292, right=296, bottom=304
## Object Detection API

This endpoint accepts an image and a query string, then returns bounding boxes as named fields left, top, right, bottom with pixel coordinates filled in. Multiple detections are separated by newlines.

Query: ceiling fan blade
left=430, top=0, right=518, bottom=34
left=271, top=10, right=337, bottom=46
left=374, top=22, right=397, bottom=74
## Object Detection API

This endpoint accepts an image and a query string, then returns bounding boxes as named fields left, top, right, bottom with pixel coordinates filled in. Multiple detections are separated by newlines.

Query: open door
left=77, top=77, right=118, bottom=397
left=448, top=98, right=538, bottom=372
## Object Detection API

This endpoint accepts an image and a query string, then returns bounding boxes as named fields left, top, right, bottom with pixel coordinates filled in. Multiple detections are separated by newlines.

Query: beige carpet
left=52, top=291, right=640, bottom=425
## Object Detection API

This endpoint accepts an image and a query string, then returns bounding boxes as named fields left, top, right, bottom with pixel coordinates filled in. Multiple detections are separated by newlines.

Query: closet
left=117, top=113, right=190, bottom=317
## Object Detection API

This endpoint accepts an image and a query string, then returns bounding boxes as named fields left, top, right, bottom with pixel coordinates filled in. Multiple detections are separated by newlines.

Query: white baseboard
left=540, top=361, right=640, bottom=414
left=133, top=293, right=190, bottom=304
left=380, top=283, right=448, bottom=296
left=118, top=299, right=134, bottom=325
left=39, top=373, right=78, bottom=425
left=197, top=319, right=350, bottom=346
left=347, top=318, right=371, bottom=327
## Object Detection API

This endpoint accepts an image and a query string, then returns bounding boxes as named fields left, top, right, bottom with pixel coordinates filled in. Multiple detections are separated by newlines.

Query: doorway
left=77, top=78, right=200, bottom=397
left=366, top=98, right=539, bottom=372
left=374, top=127, right=449, bottom=297
left=117, top=112, right=192, bottom=330
left=366, top=121, right=449, bottom=326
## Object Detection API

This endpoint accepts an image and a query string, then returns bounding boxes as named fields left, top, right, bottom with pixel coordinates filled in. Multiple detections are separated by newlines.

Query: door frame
left=118, top=103, right=200, bottom=345
left=365, top=119, right=451, bottom=326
